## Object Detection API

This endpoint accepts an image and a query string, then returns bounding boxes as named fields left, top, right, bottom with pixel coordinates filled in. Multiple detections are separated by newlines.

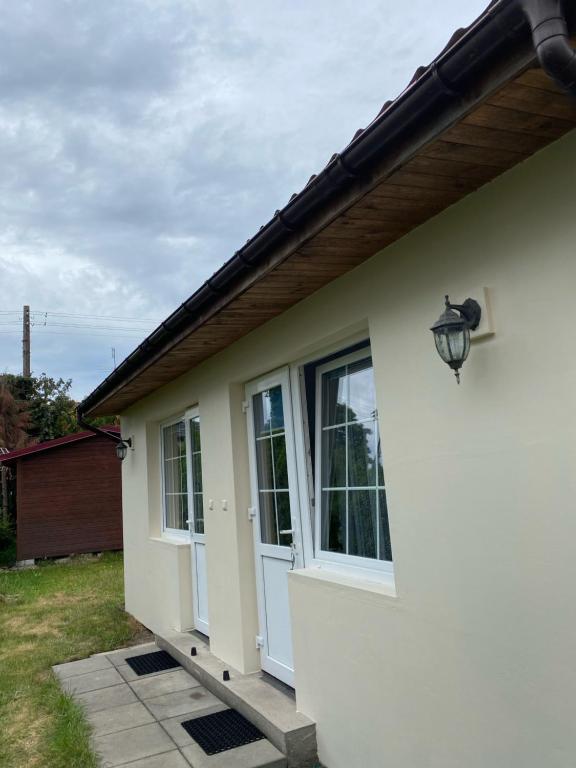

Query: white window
left=314, top=348, right=392, bottom=572
left=161, top=418, right=188, bottom=533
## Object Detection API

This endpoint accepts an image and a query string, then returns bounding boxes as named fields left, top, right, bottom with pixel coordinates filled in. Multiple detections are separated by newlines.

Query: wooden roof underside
left=91, top=68, right=576, bottom=415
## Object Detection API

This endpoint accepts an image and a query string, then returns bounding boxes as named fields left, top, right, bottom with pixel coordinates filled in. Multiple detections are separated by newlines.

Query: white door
left=185, top=409, right=209, bottom=636
left=246, top=368, right=304, bottom=686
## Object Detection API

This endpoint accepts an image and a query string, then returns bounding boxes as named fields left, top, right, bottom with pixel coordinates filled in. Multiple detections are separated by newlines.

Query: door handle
left=279, top=529, right=294, bottom=535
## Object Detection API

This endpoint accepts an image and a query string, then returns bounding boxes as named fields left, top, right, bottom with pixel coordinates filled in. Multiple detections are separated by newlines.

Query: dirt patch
left=0, top=592, right=21, bottom=604
left=126, top=615, right=154, bottom=646
left=0, top=641, right=36, bottom=661
left=4, top=612, right=64, bottom=638
left=36, top=591, right=96, bottom=608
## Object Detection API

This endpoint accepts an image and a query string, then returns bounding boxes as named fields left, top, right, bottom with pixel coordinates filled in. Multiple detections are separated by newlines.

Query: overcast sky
left=0, top=0, right=488, bottom=401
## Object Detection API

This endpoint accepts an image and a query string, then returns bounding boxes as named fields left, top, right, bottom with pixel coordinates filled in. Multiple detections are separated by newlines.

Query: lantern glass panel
left=434, top=325, right=470, bottom=365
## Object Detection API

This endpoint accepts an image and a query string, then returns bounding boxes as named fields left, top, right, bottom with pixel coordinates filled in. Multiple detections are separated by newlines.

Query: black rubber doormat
left=124, top=650, right=180, bottom=676
left=181, top=709, right=265, bottom=755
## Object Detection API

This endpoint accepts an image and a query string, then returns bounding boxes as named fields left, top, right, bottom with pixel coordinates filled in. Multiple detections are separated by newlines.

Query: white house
left=79, top=2, right=576, bottom=766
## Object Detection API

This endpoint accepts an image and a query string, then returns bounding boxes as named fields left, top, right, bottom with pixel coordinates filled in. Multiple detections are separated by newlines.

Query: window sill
left=289, top=563, right=397, bottom=600
left=149, top=534, right=190, bottom=548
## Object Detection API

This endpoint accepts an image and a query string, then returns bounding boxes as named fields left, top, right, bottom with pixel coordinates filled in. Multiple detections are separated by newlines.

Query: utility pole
left=22, top=305, right=30, bottom=377
left=111, top=347, right=117, bottom=369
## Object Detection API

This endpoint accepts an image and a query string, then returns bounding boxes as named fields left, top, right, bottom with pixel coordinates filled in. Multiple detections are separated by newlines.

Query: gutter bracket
left=429, top=62, right=462, bottom=100
left=520, top=0, right=576, bottom=94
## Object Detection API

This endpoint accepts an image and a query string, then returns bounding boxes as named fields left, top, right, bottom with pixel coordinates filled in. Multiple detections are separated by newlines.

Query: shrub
left=0, top=518, right=14, bottom=550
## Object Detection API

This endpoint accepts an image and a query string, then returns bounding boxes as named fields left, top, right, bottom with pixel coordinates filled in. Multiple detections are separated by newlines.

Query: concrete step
left=156, top=630, right=317, bottom=768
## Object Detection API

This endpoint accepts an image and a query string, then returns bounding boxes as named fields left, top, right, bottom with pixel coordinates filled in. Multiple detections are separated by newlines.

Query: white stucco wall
left=120, top=128, right=576, bottom=767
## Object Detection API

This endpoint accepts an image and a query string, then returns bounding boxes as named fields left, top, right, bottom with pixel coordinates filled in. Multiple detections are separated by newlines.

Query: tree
left=0, top=373, right=119, bottom=444
left=27, top=374, right=77, bottom=442
left=1, top=373, right=78, bottom=442
left=0, top=382, right=31, bottom=451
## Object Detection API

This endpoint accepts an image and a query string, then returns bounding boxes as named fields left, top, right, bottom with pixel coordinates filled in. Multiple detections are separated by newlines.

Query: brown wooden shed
left=0, top=427, right=123, bottom=561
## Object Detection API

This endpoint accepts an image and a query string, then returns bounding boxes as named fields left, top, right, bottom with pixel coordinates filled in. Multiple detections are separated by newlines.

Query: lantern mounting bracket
left=444, top=296, right=481, bottom=330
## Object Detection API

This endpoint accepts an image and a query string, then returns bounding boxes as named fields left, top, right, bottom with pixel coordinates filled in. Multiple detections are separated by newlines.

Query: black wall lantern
left=430, top=295, right=481, bottom=383
left=115, top=437, right=132, bottom=461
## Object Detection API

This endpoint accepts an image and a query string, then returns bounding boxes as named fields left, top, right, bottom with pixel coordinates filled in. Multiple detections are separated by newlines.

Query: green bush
left=0, top=518, right=16, bottom=566
left=0, top=518, right=14, bottom=549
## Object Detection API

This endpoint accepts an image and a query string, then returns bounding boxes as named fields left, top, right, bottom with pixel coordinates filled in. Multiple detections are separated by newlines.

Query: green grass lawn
left=0, top=552, right=150, bottom=768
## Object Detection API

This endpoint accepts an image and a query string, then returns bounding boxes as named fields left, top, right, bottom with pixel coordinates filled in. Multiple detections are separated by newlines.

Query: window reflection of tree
left=257, top=386, right=291, bottom=546
left=324, top=399, right=388, bottom=560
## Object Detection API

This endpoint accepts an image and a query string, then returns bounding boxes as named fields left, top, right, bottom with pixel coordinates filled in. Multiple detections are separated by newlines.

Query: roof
left=0, top=426, right=120, bottom=467
left=80, top=0, right=576, bottom=417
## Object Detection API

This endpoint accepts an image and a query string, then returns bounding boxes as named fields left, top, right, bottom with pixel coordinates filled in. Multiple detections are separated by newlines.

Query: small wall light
left=115, top=438, right=132, bottom=461
left=430, top=295, right=481, bottom=384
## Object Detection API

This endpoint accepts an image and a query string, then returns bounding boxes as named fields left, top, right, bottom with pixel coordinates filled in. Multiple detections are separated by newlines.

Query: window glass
left=189, top=415, right=204, bottom=535
left=276, top=492, right=292, bottom=546
left=348, top=359, right=376, bottom=422
left=162, top=421, right=188, bottom=531
left=318, top=354, right=392, bottom=563
left=272, top=435, right=288, bottom=490
left=321, top=427, right=346, bottom=488
left=259, top=492, right=278, bottom=543
left=256, top=439, right=274, bottom=490
left=348, top=489, right=377, bottom=559
left=348, top=421, right=377, bottom=488
left=321, top=489, right=346, bottom=553
left=253, top=386, right=292, bottom=547
left=322, top=365, right=347, bottom=426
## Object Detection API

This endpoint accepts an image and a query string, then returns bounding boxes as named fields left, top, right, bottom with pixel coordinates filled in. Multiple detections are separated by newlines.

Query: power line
left=0, top=329, right=147, bottom=338
left=0, top=319, right=155, bottom=332
left=31, top=321, right=154, bottom=331
left=0, top=309, right=161, bottom=323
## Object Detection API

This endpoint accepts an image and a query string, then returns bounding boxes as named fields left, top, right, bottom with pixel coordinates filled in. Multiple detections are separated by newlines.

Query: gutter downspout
left=76, top=406, right=122, bottom=445
left=521, top=0, right=576, bottom=94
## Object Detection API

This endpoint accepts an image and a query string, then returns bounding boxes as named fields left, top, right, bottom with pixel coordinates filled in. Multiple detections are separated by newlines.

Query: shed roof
left=79, top=0, right=576, bottom=417
left=0, top=426, right=120, bottom=467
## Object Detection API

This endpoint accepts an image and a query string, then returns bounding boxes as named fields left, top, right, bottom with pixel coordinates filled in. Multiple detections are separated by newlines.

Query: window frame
left=313, top=346, right=393, bottom=578
left=160, top=414, right=189, bottom=538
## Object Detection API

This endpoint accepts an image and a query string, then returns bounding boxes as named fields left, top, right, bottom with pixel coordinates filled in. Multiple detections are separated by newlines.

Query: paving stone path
left=53, top=642, right=286, bottom=768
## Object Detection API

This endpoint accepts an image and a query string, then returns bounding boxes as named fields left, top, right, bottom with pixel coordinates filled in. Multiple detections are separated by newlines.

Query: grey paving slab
left=104, top=643, right=159, bottom=667
left=129, top=668, right=201, bottom=700
left=92, top=722, right=175, bottom=767
left=181, top=738, right=286, bottom=768
left=145, top=686, right=221, bottom=721
left=116, top=751, right=192, bottom=768
left=160, top=704, right=230, bottom=747
left=61, top=666, right=125, bottom=695
left=86, top=702, right=155, bottom=737
left=76, top=683, right=138, bottom=714
left=53, top=655, right=112, bottom=679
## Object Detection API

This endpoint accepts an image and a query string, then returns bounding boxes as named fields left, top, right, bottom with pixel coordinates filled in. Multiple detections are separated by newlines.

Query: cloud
left=0, top=0, right=489, bottom=401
